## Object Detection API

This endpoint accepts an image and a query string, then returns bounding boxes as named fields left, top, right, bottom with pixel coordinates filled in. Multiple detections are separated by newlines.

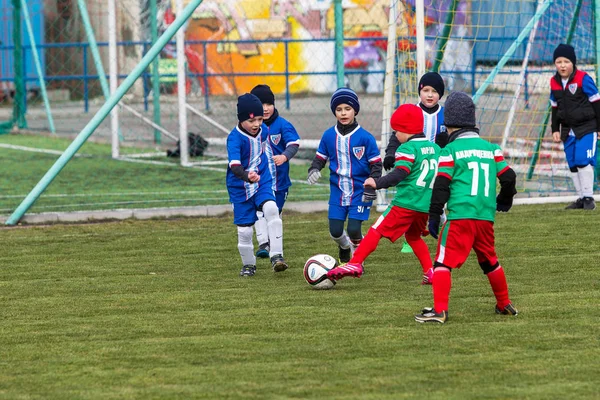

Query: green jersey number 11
left=467, top=161, right=490, bottom=197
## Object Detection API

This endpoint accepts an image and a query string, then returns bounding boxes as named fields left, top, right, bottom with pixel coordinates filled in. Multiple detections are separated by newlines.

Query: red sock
left=433, top=267, right=451, bottom=313
left=406, top=237, right=433, bottom=273
left=349, top=228, right=381, bottom=264
left=487, top=266, right=510, bottom=309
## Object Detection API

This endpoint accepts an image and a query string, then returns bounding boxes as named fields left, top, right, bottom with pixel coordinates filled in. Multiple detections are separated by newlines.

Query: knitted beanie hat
left=237, top=93, right=264, bottom=122
left=250, top=84, right=275, bottom=105
left=418, top=72, right=445, bottom=98
left=330, top=87, right=360, bottom=115
left=553, top=43, right=576, bottom=65
left=444, top=92, right=476, bottom=128
left=390, top=104, right=424, bottom=134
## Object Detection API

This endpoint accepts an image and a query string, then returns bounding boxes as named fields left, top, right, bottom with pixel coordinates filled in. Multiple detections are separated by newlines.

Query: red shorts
left=371, top=206, right=428, bottom=243
left=435, top=219, right=498, bottom=269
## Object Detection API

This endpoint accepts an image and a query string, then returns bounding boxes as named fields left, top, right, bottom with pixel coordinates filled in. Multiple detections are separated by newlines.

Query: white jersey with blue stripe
left=420, top=103, right=446, bottom=143
left=315, top=124, right=381, bottom=206
left=226, top=126, right=273, bottom=203
left=261, top=115, right=301, bottom=191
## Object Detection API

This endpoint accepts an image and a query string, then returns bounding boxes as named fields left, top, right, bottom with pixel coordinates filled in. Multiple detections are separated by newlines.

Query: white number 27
left=416, top=159, right=438, bottom=189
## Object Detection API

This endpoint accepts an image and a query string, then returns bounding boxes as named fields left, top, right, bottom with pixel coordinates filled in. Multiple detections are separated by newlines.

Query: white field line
left=0, top=143, right=84, bottom=156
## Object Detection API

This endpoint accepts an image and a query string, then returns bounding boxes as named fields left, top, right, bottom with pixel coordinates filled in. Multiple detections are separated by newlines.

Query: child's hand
left=552, top=131, right=561, bottom=143
left=273, top=155, right=288, bottom=166
left=248, top=171, right=260, bottom=182
left=364, top=177, right=377, bottom=188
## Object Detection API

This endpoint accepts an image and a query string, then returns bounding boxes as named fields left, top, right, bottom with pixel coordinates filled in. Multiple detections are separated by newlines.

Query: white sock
left=254, top=211, right=269, bottom=246
left=263, top=201, right=283, bottom=257
left=350, top=237, right=362, bottom=256
left=571, top=171, right=583, bottom=198
left=331, top=230, right=351, bottom=249
left=579, top=165, right=595, bottom=198
left=237, top=226, right=256, bottom=266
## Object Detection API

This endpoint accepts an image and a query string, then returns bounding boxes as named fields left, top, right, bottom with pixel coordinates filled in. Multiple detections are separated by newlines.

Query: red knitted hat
left=390, top=104, right=424, bottom=134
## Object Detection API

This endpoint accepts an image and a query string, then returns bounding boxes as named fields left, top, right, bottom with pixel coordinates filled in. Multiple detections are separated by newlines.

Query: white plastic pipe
left=177, top=0, right=189, bottom=166
left=415, top=0, right=426, bottom=79
left=108, top=0, right=119, bottom=158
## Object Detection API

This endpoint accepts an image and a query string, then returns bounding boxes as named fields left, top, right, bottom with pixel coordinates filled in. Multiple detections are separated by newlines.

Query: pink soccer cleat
left=327, top=262, right=364, bottom=281
left=422, top=268, right=434, bottom=285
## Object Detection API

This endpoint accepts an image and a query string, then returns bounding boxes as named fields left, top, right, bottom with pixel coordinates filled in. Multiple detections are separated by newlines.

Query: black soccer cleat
left=256, top=242, right=270, bottom=258
left=495, top=303, right=519, bottom=316
left=270, top=254, right=288, bottom=272
left=338, top=246, right=351, bottom=263
left=583, top=197, right=596, bottom=210
left=239, top=264, right=256, bottom=277
left=565, top=198, right=584, bottom=209
left=415, top=308, right=448, bottom=324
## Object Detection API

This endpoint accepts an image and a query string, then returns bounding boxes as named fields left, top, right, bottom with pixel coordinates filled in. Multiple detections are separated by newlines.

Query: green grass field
left=0, top=133, right=330, bottom=215
left=0, top=204, right=598, bottom=399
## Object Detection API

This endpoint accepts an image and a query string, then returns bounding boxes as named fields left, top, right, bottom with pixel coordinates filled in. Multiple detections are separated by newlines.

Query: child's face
left=394, top=130, right=411, bottom=144
left=262, top=103, right=275, bottom=120
left=241, top=116, right=264, bottom=136
left=555, top=57, right=574, bottom=78
left=335, top=104, right=356, bottom=125
left=419, top=86, right=440, bottom=108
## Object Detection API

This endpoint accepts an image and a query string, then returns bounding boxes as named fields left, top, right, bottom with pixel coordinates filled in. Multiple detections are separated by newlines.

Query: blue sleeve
left=365, top=133, right=382, bottom=164
left=582, top=74, right=600, bottom=102
left=316, top=131, right=329, bottom=160
left=282, top=120, right=301, bottom=147
left=227, top=132, right=242, bottom=167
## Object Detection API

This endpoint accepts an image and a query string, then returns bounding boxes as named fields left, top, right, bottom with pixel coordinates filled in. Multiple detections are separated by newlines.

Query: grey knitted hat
left=444, top=92, right=476, bottom=128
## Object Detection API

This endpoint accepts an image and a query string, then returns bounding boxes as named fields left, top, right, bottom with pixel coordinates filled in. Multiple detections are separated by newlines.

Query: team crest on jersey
left=353, top=146, right=365, bottom=160
left=440, top=125, right=447, bottom=133
left=568, top=83, right=578, bottom=94
left=270, top=134, right=281, bottom=145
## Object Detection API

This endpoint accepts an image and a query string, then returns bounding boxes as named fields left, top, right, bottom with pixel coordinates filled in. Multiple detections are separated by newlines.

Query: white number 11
left=467, top=161, right=490, bottom=197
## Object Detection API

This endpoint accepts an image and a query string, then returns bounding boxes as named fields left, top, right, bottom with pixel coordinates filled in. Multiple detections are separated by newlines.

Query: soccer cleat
left=495, top=303, right=519, bottom=316
left=583, top=197, right=596, bottom=210
left=270, top=254, right=288, bottom=272
left=414, top=308, right=448, bottom=324
left=255, top=242, right=270, bottom=258
left=422, top=268, right=434, bottom=285
left=401, top=241, right=414, bottom=253
left=338, top=246, right=351, bottom=263
left=327, top=262, right=364, bottom=280
left=239, top=264, right=256, bottom=277
left=565, top=198, right=584, bottom=209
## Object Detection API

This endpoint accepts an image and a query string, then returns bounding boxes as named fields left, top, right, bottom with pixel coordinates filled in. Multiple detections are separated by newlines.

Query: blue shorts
left=232, top=186, right=276, bottom=225
left=564, top=132, right=597, bottom=168
left=275, top=189, right=288, bottom=212
left=328, top=203, right=372, bottom=221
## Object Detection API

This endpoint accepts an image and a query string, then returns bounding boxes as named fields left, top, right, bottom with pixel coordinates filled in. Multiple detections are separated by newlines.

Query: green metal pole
left=432, top=0, right=459, bottom=73
left=13, top=0, right=26, bottom=129
left=334, top=0, right=345, bottom=88
left=21, top=0, right=55, bottom=133
left=77, top=0, right=110, bottom=99
left=151, top=0, right=161, bottom=144
left=527, top=0, right=583, bottom=180
left=472, top=0, right=553, bottom=105
left=5, top=0, right=205, bottom=226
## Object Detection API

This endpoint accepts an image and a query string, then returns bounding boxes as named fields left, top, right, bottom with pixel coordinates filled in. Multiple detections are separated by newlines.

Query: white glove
left=307, top=169, right=321, bottom=185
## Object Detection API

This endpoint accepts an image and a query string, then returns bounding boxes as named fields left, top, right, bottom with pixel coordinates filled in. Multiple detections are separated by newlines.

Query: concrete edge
left=1, top=196, right=596, bottom=226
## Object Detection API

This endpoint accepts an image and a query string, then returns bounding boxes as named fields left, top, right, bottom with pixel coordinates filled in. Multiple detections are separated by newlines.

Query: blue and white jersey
left=261, top=115, right=301, bottom=191
left=226, top=125, right=273, bottom=203
left=315, top=125, right=381, bottom=206
left=421, top=104, right=446, bottom=143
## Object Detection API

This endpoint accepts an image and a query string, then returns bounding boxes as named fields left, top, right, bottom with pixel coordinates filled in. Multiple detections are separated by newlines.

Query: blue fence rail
left=0, top=35, right=557, bottom=113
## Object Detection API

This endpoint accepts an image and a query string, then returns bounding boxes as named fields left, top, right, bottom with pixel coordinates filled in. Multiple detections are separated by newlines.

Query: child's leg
left=432, top=266, right=452, bottom=313
left=350, top=228, right=381, bottom=264
left=254, top=212, right=269, bottom=255
left=261, top=200, right=283, bottom=257
left=574, top=133, right=597, bottom=200
left=237, top=225, right=256, bottom=266
left=404, top=214, right=433, bottom=274
left=346, top=218, right=364, bottom=255
left=564, top=136, right=583, bottom=198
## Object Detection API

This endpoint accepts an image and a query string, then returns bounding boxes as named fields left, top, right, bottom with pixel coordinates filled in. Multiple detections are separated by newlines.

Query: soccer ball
left=303, top=254, right=337, bottom=290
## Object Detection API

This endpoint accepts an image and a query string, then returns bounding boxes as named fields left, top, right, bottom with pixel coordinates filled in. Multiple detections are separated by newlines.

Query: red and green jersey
left=390, top=137, right=441, bottom=213
left=437, top=133, right=510, bottom=222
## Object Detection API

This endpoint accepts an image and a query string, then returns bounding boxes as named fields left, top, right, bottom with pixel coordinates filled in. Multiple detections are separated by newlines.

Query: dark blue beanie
left=553, top=43, right=576, bottom=65
left=251, top=84, right=275, bottom=105
left=237, top=93, right=264, bottom=122
left=330, top=87, right=360, bottom=115
left=419, top=72, right=445, bottom=98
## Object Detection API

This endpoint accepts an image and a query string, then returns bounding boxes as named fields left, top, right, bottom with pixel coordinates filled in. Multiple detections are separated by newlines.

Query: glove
left=307, top=168, right=321, bottom=185
left=428, top=214, right=441, bottom=239
left=383, top=155, right=395, bottom=171
left=496, top=195, right=513, bottom=212
left=362, top=188, right=377, bottom=203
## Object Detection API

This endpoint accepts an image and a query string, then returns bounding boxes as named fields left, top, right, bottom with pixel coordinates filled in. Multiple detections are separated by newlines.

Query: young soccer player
left=307, top=87, right=382, bottom=263
left=226, top=93, right=287, bottom=277
left=550, top=44, right=600, bottom=210
left=383, top=72, right=448, bottom=254
left=415, top=92, right=518, bottom=324
left=250, top=84, right=301, bottom=258
left=326, top=104, right=440, bottom=283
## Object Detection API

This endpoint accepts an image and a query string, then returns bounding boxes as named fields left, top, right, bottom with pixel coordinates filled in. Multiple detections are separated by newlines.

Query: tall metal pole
left=108, top=0, right=119, bottom=159
left=6, top=0, right=205, bottom=225
left=432, top=0, right=459, bottom=73
left=415, top=0, right=426, bottom=78
left=13, top=0, right=26, bottom=129
left=334, top=0, right=345, bottom=88
left=150, top=0, right=161, bottom=144
left=176, top=0, right=189, bottom=166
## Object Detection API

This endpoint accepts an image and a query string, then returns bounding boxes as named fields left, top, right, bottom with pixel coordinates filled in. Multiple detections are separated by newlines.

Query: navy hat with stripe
left=237, top=93, right=264, bottom=122
left=330, top=87, right=360, bottom=115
